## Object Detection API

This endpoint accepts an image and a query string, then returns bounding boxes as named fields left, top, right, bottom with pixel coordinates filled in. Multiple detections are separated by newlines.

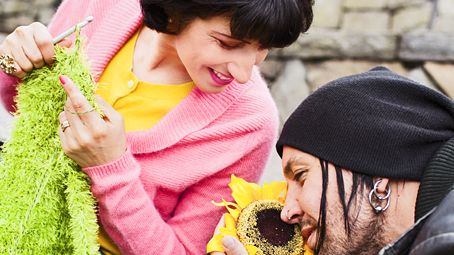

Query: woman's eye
left=215, top=38, right=242, bottom=49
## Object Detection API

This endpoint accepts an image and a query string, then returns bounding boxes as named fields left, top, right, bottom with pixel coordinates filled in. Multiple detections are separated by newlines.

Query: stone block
left=305, top=60, right=406, bottom=91
left=259, top=59, right=284, bottom=82
left=400, top=30, right=454, bottom=61
left=272, top=29, right=397, bottom=60
left=344, top=0, right=387, bottom=10
left=36, top=7, right=55, bottom=25
left=438, top=0, right=454, bottom=16
left=342, top=11, right=390, bottom=33
left=1, top=0, right=30, bottom=14
left=312, top=0, right=342, bottom=28
left=270, top=60, right=310, bottom=125
left=424, top=62, right=454, bottom=98
left=433, top=16, right=454, bottom=32
left=407, top=68, right=438, bottom=91
left=387, top=0, right=428, bottom=10
left=0, top=14, right=35, bottom=33
left=392, top=3, right=432, bottom=34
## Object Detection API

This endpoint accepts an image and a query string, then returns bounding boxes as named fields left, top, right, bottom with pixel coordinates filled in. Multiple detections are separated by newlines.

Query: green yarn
left=0, top=35, right=99, bottom=254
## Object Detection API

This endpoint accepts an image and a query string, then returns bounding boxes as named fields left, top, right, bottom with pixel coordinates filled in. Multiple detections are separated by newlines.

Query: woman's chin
left=196, top=83, right=227, bottom=94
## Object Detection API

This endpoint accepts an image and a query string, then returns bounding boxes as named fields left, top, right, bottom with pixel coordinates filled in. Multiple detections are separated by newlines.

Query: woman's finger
left=94, top=95, right=122, bottom=124
left=9, top=42, right=34, bottom=73
left=58, top=111, right=78, bottom=152
left=21, top=31, right=46, bottom=69
left=59, top=75, right=103, bottom=127
left=57, top=38, right=72, bottom=49
left=222, top=236, right=248, bottom=255
left=30, top=22, right=54, bottom=66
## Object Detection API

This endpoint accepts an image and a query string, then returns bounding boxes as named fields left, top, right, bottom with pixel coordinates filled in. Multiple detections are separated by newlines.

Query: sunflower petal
left=229, top=175, right=261, bottom=209
left=260, top=181, right=287, bottom=201
left=245, top=244, right=260, bottom=255
left=304, top=244, right=314, bottom=255
left=212, top=199, right=241, bottom=220
left=206, top=234, right=225, bottom=253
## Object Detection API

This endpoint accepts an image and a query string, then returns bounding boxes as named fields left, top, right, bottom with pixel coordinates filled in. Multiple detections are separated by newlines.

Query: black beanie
left=276, top=66, right=454, bottom=181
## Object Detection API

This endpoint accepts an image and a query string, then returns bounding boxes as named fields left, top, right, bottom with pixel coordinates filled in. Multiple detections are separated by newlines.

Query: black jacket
left=379, top=186, right=454, bottom=255
left=379, top=138, right=454, bottom=255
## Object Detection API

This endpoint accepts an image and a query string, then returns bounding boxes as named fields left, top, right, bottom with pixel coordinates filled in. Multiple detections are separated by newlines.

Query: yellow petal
left=224, top=213, right=237, bottom=229
left=304, top=244, right=314, bottom=255
left=206, top=233, right=225, bottom=253
left=212, top=199, right=241, bottom=220
left=260, top=181, right=287, bottom=201
left=229, top=175, right=261, bottom=209
left=219, top=227, right=239, bottom=239
left=245, top=245, right=260, bottom=255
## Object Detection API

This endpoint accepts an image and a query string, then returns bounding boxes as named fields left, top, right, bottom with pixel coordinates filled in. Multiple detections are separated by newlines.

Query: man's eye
left=293, top=169, right=307, bottom=183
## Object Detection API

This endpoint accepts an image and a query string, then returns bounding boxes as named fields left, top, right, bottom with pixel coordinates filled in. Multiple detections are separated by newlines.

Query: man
left=216, top=66, right=454, bottom=255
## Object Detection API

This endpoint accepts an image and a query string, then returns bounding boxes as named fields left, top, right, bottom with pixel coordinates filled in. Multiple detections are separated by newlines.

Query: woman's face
left=175, top=16, right=269, bottom=93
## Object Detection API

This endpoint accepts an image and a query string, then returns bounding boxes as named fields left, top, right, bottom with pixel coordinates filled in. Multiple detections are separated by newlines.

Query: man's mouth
left=301, top=225, right=316, bottom=250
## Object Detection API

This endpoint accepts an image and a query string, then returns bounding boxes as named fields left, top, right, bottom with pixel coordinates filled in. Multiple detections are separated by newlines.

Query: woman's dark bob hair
left=140, top=0, right=314, bottom=48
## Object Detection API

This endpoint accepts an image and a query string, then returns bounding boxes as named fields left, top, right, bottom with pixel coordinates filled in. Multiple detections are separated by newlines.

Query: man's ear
left=375, top=177, right=390, bottom=193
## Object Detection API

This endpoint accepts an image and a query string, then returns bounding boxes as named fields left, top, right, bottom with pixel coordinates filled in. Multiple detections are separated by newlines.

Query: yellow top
left=97, top=29, right=194, bottom=132
left=96, top=29, right=194, bottom=254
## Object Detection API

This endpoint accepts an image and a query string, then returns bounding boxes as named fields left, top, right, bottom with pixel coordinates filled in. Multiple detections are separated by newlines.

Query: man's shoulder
left=379, top=186, right=454, bottom=255
left=408, top=187, right=454, bottom=255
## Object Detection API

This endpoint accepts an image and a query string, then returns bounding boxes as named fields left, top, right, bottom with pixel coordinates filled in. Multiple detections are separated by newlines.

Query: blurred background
left=1, top=0, right=453, bottom=183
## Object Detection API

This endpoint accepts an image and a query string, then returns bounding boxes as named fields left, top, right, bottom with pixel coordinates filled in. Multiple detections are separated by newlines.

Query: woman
left=0, top=0, right=313, bottom=254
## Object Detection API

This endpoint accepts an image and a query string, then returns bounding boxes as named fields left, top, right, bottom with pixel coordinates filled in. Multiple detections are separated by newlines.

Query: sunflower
left=207, top=175, right=313, bottom=255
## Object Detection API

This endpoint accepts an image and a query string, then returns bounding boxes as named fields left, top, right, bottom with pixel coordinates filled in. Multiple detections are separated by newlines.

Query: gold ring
left=0, top=54, right=17, bottom=74
left=61, top=120, right=70, bottom=132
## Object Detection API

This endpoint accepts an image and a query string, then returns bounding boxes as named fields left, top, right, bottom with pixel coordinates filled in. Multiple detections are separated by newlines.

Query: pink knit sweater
left=0, top=0, right=279, bottom=254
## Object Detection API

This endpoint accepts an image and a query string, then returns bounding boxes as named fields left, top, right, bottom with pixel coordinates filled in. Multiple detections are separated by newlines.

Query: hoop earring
left=368, top=179, right=391, bottom=214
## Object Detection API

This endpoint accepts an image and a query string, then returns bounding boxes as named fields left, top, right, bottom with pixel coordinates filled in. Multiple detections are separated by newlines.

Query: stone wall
left=1, top=0, right=454, bottom=182
left=0, top=0, right=59, bottom=33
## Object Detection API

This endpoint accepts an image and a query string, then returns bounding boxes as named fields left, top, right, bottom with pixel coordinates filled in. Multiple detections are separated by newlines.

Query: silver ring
left=67, top=107, right=95, bottom=115
left=61, top=120, right=70, bottom=132
left=286, top=209, right=291, bottom=221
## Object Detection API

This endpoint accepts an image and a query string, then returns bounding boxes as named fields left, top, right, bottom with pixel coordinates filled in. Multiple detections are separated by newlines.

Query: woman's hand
left=212, top=236, right=248, bottom=255
left=0, top=22, right=71, bottom=78
left=58, top=75, right=127, bottom=168
left=210, top=215, right=248, bottom=255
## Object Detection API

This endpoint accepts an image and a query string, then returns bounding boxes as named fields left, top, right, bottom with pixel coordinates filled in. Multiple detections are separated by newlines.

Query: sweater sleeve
left=0, top=71, right=19, bottom=113
left=82, top=119, right=277, bottom=255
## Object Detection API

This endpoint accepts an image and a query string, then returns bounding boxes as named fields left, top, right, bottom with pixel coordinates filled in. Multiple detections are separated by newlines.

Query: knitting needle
left=52, top=16, right=94, bottom=45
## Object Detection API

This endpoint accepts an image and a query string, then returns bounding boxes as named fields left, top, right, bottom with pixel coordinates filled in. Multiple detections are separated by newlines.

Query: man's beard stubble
left=317, top=203, right=390, bottom=255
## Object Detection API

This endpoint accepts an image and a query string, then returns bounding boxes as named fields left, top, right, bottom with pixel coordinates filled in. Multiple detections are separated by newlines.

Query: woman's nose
left=229, top=48, right=267, bottom=84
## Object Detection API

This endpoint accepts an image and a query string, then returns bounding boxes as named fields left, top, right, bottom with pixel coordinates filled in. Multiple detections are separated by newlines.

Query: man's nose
left=281, top=204, right=302, bottom=224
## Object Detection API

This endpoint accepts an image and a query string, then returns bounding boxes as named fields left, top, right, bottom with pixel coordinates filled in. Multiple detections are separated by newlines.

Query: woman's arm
left=83, top=127, right=275, bottom=255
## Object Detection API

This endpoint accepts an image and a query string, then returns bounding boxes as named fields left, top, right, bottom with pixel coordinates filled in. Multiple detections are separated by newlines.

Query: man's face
left=280, top=146, right=389, bottom=255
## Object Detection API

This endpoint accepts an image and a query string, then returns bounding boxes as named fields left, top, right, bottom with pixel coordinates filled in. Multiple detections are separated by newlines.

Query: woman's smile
left=209, top=68, right=234, bottom=86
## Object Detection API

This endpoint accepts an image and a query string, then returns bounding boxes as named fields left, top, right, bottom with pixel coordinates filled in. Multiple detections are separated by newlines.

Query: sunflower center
left=236, top=200, right=304, bottom=255
left=256, top=208, right=295, bottom=246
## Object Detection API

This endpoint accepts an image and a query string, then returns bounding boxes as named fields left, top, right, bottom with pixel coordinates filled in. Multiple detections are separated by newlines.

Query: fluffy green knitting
left=0, top=35, right=99, bottom=254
